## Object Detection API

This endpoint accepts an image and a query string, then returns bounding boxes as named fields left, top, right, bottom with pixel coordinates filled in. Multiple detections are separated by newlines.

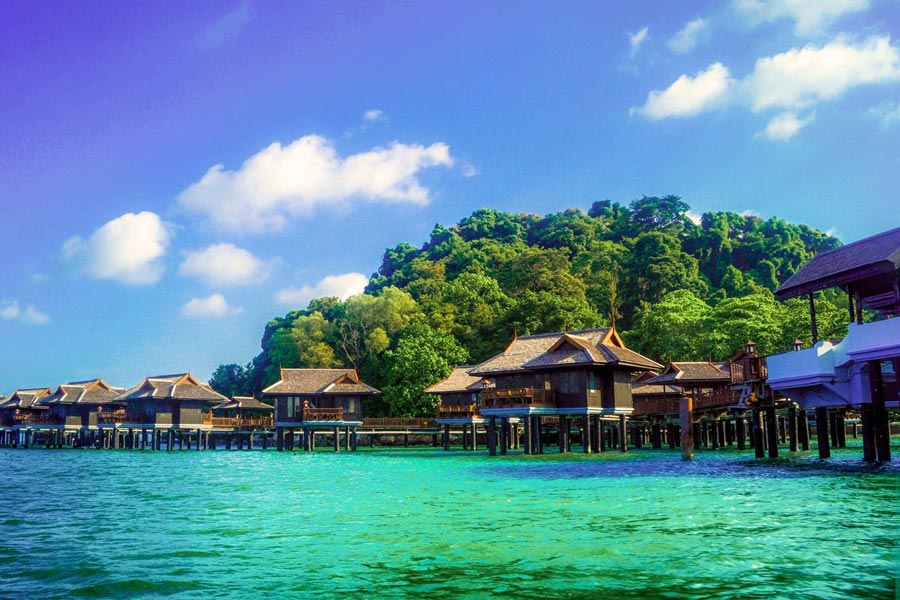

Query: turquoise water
left=0, top=445, right=897, bottom=599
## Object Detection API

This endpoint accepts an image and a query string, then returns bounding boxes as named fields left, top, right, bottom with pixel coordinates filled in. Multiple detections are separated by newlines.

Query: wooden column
left=765, top=406, right=778, bottom=458
left=815, top=407, right=831, bottom=459
left=619, top=415, right=627, bottom=453
left=799, top=410, right=810, bottom=451
left=469, top=424, right=477, bottom=451
left=523, top=418, right=532, bottom=454
left=751, top=409, right=764, bottom=458
left=710, top=421, right=719, bottom=449
left=598, top=418, right=606, bottom=452
left=556, top=416, right=566, bottom=454
left=462, top=424, right=468, bottom=450
left=534, top=416, right=543, bottom=454
left=499, top=417, right=508, bottom=455
left=860, top=403, right=876, bottom=462
left=333, top=427, right=340, bottom=452
left=788, top=406, right=798, bottom=452
left=668, top=423, right=676, bottom=449
left=345, top=426, right=351, bottom=451
left=442, top=424, right=450, bottom=451
left=488, top=416, right=497, bottom=456
left=351, top=427, right=358, bottom=451
left=680, top=397, right=694, bottom=460
left=582, top=415, right=592, bottom=454
left=869, top=360, right=891, bottom=462
left=829, top=412, right=839, bottom=449
left=651, top=421, right=661, bottom=449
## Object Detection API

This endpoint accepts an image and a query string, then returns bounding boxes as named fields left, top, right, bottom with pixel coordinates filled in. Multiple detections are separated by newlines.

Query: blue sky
left=2, top=0, right=899, bottom=393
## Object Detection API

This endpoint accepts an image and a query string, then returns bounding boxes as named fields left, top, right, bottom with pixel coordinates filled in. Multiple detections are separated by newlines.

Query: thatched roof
left=646, top=361, right=730, bottom=387
left=631, top=371, right=681, bottom=397
left=424, top=366, right=491, bottom=395
left=117, top=373, right=227, bottom=403
left=215, top=396, right=274, bottom=411
left=41, top=379, right=124, bottom=406
left=0, top=388, right=52, bottom=410
left=469, top=328, right=661, bottom=376
left=261, top=368, right=380, bottom=396
left=776, top=226, right=900, bottom=303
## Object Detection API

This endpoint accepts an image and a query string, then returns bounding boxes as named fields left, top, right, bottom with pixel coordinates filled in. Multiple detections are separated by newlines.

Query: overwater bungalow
left=262, top=368, right=379, bottom=451
left=424, top=366, right=498, bottom=451
left=0, top=388, right=52, bottom=447
left=113, top=373, right=227, bottom=450
left=209, top=396, right=274, bottom=449
left=767, top=225, right=900, bottom=462
left=470, top=327, right=661, bottom=455
left=631, top=371, right=682, bottom=448
left=39, top=379, right=125, bottom=447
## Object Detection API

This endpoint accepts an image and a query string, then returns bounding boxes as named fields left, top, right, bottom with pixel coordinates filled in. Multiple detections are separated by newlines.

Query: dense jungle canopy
left=210, top=196, right=848, bottom=417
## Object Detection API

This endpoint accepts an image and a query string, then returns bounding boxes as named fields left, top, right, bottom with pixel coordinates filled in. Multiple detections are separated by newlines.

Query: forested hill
left=211, top=196, right=847, bottom=417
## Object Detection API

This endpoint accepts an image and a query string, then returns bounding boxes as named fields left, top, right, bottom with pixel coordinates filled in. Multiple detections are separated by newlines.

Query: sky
left=2, top=0, right=899, bottom=394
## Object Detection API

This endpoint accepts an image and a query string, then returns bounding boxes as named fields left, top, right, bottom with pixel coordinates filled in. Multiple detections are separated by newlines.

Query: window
left=588, top=372, right=597, bottom=392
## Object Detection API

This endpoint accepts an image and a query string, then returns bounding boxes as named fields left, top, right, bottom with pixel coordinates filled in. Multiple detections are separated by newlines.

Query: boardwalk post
left=651, top=421, right=661, bottom=449
left=583, top=415, right=592, bottom=454
left=815, top=407, right=831, bottom=459
left=868, top=360, right=891, bottom=462
left=488, top=416, right=497, bottom=456
left=523, top=416, right=532, bottom=455
left=442, top=424, right=450, bottom=451
left=534, top=416, right=543, bottom=454
left=752, top=409, right=765, bottom=458
left=557, top=416, right=566, bottom=454
left=333, top=427, right=340, bottom=452
left=598, top=418, right=606, bottom=452
left=736, top=417, right=746, bottom=450
left=798, top=410, right=810, bottom=450
left=788, top=406, right=798, bottom=452
left=499, top=417, right=508, bottom=455
left=765, top=407, right=778, bottom=458
left=462, top=424, right=469, bottom=450
left=680, top=397, right=694, bottom=460
left=861, top=403, right=875, bottom=462
left=345, top=426, right=351, bottom=451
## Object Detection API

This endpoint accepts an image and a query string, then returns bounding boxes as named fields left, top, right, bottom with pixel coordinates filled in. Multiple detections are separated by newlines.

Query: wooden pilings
left=680, top=397, right=694, bottom=460
left=815, top=407, right=831, bottom=459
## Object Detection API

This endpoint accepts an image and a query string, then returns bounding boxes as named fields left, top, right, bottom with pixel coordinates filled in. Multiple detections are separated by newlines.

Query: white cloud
left=628, top=27, right=649, bottom=57
left=177, top=135, right=454, bottom=233
left=461, top=161, right=479, bottom=178
left=742, top=35, right=900, bottom=112
left=181, top=293, right=243, bottom=319
left=867, top=99, right=900, bottom=128
left=632, top=35, right=900, bottom=140
left=734, top=0, right=870, bottom=37
left=62, top=211, right=170, bottom=285
left=275, top=272, right=369, bottom=308
left=755, top=111, right=816, bottom=140
left=669, top=17, right=709, bottom=54
left=630, top=62, right=734, bottom=119
left=363, top=109, right=387, bottom=123
left=685, top=210, right=703, bottom=225
left=179, top=243, right=268, bottom=286
left=199, top=1, right=251, bottom=47
left=1, top=301, right=50, bottom=325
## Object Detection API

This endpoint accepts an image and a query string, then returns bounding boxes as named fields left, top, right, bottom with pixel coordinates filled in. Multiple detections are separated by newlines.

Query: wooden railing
left=730, top=357, right=768, bottom=383
left=211, top=416, right=274, bottom=428
left=11, top=414, right=59, bottom=425
left=694, top=388, right=741, bottom=410
left=202, top=413, right=213, bottom=425
left=632, top=397, right=680, bottom=417
left=632, top=387, right=741, bottom=417
left=362, top=417, right=436, bottom=428
left=437, top=404, right=477, bottom=418
left=481, top=388, right=556, bottom=409
left=97, top=411, right=127, bottom=424
left=303, top=407, right=344, bottom=421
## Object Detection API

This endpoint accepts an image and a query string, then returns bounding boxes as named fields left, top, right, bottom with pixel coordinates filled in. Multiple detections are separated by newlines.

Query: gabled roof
left=117, top=373, right=227, bottom=403
left=424, top=366, right=492, bottom=395
left=776, top=226, right=900, bottom=301
left=469, top=328, right=661, bottom=376
left=215, top=396, right=274, bottom=411
left=646, top=361, right=730, bottom=387
left=261, top=368, right=380, bottom=396
left=0, top=388, right=52, bottom=409
left=41, top=379, right=124, bottom=406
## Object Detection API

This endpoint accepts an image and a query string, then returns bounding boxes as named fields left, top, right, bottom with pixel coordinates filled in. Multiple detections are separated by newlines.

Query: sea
left=0, top=443, right=897, bottom=599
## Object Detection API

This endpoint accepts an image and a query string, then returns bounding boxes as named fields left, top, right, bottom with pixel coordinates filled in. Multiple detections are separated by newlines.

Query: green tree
left=380, top=324, right=469, bottom=417
left=626, top=289, right=712, bottom=363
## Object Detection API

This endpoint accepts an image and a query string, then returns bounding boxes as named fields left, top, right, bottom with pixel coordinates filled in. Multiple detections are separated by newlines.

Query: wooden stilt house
left=470, top=328, right=661, bottom=455
left=212, top=396, right=274, bottom=429
left=0, top=388, right=52, bottom=447
left=425, top=366, right=494, bottom=451
left=39, top=379, right=125, bottom=446
left=262, top=368, right=379, bottom=452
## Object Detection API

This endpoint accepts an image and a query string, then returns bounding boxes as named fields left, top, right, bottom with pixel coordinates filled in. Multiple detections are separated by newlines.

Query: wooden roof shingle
left=776, top=226, right=900, bottom=300
left=469, top=328, right=661, bottom=376
left=215, top=396, right=274, bottom=411
left=117, top=373, right=227, bottom=403
left=424, top=366, right=491, bottom=395
left=646, top=361, right=730, bottom=387
left=261, top=368, right=380, bottom=396
left=41, top=379, right=124, bottom=406
left=0, top=388, right=52, bottom=409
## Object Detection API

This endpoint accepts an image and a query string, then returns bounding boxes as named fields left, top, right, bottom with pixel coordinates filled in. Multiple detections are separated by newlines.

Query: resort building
left=113, top=373, right=227, bottom=450
left=767, top=226, right=900, bottom=462
left=39, top=378, right=125, bottom=447
left=424, top=366, right=497, bottom=451
left=262, top=368, right=379, bottom=451
left=0, top=388, right=52, bottom=447
left=470, top=327, right=661, bottom=455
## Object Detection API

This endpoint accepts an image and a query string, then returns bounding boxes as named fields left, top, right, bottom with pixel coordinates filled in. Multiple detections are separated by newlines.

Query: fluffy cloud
left=62, top=211, right=170, bottom=285
left=630, top=62, right=734, bottom=119
left=179, top=243, right=268, bottom=286
left=181, top=293, right=243, bottom=319
left=177, top=135, right=454, bottom=233
left=0, top=301, right=50, bottom=325
left=669, top=17, right=709, bottom=54
left=734, top=0, right=870, bottom=37
left=755, top=111, right=816, bottom=140
left=363, top=109, right=387, bottom=122
left=632, top=35, right=900, bottom=139
left=275, top=272, right=369, bottom=308
left=868, top=99, right=900, bottom=128
left=628, top=27, right=649, bottom=57
left=742, top=35, right=900, bottom=112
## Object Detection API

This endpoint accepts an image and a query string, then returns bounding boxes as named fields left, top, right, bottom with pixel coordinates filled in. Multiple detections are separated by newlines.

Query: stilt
left=680, top=398, right=693, bottom=460
left=351, top=427, right=358, bottom=451
left=404, top=433, right=409, bottom=448
left=829, top=412, right=839, bottom=448
left=523, top=416, right=532, bottom=455
left=488, top=416, right=497, bottom=456
left=345, top=426, right=351, bottom=451
left=861, top=403, right=875, bottom=462
left=765, top=406, right=778, bottom=458
left=557, top=416, right=566, bottom=454
left=598, top=418, right=606, bottom=452
left=788, top=406, right=798, bottom=452
left=462, top=424, right=469, bottom=450
left=583, top=415, right=592, bottom=454
left=470, top=423, right=477, bottom=451
left=500, top=418, right=508, bottom=455
left=196, top=429, right=202, bottom=451
left=333, top=427, right=340, bottom=452
left=869, top=360, right=890, bottom=462
left=442, top=424, right=450, bottom=451
left=752, top=409, right=764, bottom=459
left=815, top=407, right=831, bottom=459
left=799, top=410, right=810, bottom=451
left=778, top=416, right=787, bottom=444
left=837, top=414, right=846, bottom=448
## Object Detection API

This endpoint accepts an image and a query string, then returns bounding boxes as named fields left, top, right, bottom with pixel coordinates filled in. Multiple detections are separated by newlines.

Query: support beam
left=765, top=406, right=778, bottom=458
left=798, top=410, right=810, bottom=451
left=788, top=406, right=798, bottom=452
left=680, top=398, right=693, bottom=460
left=861, top=403, right=875, bottom=462
left=815, top=407, right=831, bottom=459
left=752, top=409, right=764, bottom=459
left=488, top=416, right=497, bottom=456
left=500, top=418, right=508, bottom=455
left=619, top=415, right=627, bottom=453
left=582, top=415, right=592, bottom=454
left=869, top=360, right=891, bottom=462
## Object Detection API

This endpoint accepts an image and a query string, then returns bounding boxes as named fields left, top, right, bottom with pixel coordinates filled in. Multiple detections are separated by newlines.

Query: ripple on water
left=0, top=446, right=897, bottom=599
